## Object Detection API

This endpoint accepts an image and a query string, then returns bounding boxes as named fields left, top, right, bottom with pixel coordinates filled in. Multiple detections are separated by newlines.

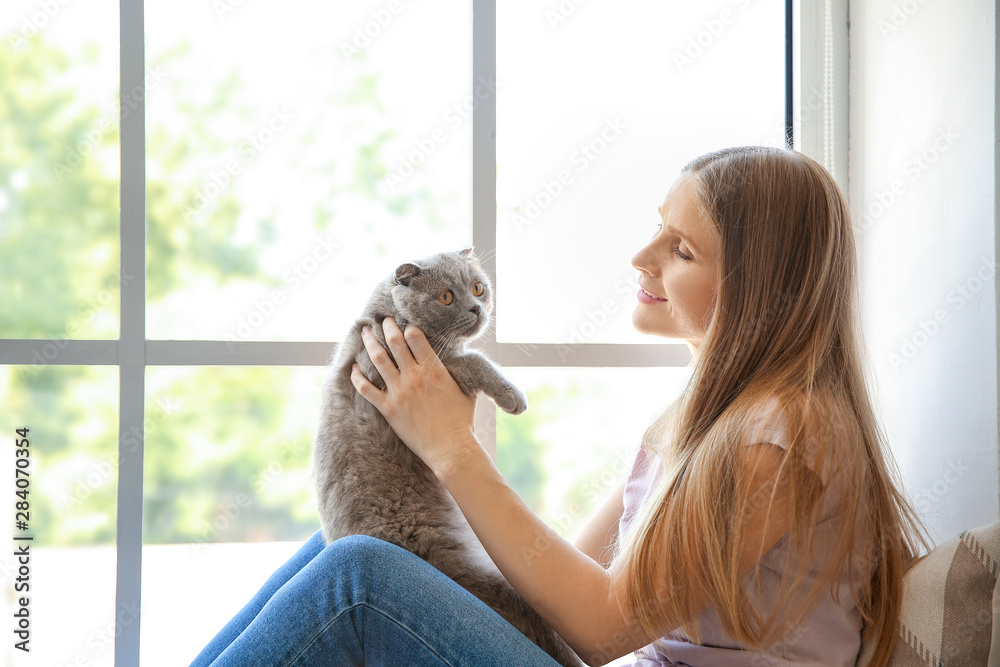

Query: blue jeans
left=190, top=530, right=562, bottom=666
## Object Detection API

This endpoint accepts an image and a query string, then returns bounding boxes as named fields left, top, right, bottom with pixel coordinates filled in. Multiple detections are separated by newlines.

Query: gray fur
left=312, top=248, right=582, bottom=666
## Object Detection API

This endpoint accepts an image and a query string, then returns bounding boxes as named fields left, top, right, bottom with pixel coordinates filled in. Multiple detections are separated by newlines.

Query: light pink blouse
left=618, top=402, right=869, bottom=667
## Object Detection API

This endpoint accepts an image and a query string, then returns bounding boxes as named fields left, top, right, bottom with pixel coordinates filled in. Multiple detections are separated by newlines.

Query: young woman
left=192, top=146, right=928, bottom=667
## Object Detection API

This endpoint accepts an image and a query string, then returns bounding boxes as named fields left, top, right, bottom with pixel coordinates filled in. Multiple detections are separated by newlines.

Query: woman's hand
left=350, top=316, right=480, bottom=475
left=351, top=321, right=646, bottom=664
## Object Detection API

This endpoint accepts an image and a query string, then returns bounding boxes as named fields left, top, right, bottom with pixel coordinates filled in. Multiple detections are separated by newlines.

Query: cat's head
left=389, top=248, right=492, bottom=345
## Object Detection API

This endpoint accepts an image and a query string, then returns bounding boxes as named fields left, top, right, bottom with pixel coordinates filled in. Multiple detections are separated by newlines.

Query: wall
left=848, top=0, right=998, bottom=543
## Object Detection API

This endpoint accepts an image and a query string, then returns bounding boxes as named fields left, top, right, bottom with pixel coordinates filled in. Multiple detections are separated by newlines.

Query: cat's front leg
left=443, top=352, right=528, bottom=416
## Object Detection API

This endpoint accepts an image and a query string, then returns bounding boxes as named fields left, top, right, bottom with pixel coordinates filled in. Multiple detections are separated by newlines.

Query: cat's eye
left=439, top=290, right=454, bottom=306
left=472, top=282, right=484, bottom=297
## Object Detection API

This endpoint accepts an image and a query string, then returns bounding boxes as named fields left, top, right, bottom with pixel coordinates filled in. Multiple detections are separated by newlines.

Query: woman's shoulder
left=742, top=395, right=789, bottom=449
left=741, top=389, right=856, bottom=438
left=738, top=391, right=861, bottom=485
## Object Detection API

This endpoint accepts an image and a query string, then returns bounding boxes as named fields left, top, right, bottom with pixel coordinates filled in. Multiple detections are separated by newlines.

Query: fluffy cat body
left=312, top=248, right=581, bottom=667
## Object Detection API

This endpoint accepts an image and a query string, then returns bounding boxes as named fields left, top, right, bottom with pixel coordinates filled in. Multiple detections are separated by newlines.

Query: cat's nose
left=469, top=304, right=481, bottom=316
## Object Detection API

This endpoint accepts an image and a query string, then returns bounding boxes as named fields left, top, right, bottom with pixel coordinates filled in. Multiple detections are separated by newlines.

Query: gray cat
left=312, top=248, right=582, bottom=667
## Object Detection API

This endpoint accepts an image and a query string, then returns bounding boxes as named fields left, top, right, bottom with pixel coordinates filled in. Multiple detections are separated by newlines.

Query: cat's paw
left=495, top=385, right=528, bottom=415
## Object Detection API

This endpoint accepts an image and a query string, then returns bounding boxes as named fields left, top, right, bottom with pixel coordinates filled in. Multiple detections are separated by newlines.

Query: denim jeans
left=190, top=530, right=562, bottom=666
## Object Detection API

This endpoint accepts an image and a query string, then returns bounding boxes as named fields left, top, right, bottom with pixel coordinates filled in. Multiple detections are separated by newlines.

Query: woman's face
left=630, top=175, right=721, bottom=352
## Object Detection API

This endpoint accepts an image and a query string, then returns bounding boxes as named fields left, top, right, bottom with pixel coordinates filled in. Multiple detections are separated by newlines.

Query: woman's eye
left=472, top=282, right=484, bottom=297
left=439, top=290, right=454, bottom=305
left=673, top=247, right=693, bottom=262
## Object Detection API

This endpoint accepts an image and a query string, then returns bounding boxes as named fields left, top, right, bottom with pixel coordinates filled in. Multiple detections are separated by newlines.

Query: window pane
left=0, top=2, right=120, bottom=339
left=496, top=366, right=692, bottom=541
left=141, top=365, right=324, bottom=665
left=496, top=1, right=786, bottom=344
left=145, top=0, right=473, bottom=342
left=0, top=365, right=118, bottom=666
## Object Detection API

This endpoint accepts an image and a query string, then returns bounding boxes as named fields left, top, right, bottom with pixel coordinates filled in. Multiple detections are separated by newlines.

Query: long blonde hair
left=613, top=147, right=928, bottom=665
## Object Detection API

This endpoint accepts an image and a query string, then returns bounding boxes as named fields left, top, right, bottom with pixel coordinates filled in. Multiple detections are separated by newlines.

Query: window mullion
left=115, top=0, right=147, bottom=665
left=472, top=0, right=498, bottom=457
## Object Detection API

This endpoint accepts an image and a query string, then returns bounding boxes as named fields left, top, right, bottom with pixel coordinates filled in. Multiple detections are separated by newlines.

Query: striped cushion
left=855, top=520, right=1000, bottom=666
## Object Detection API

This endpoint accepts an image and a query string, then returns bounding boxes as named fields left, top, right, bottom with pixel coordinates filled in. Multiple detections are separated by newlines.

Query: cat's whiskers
left=316, top=250, right=577, bottom=667
left=424, top=319, right=465, bottom=359
left=513, top=341, right=538, bottom=358
left=470, top=247, right=497, bottom=266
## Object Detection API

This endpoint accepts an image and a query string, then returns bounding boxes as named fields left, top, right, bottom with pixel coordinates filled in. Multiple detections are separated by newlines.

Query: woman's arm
left=350, top=318, right=796, bottom=665
left=574, top=481, right=626, bottom=569
left=437, top=440, right=648, bottom=665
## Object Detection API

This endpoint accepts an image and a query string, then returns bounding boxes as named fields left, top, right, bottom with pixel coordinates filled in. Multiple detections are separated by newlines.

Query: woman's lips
left=637, top=288, right=668, bottom=304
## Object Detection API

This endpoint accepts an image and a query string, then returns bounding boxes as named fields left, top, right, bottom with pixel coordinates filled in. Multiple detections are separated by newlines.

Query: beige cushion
left=856, top=520, right=1000, bottom=666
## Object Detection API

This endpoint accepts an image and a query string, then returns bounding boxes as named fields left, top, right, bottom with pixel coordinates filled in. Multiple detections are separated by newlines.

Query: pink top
left=618, top=401, right=868, bottom=666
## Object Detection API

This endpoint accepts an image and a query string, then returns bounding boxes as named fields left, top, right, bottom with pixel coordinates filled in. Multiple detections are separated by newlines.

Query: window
left=0, top=1, right=789, bottom=664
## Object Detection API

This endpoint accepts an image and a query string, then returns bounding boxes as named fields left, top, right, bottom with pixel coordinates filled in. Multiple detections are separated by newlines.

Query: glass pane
left=496, top=366, right=693, bottom=541
left=145, top=0, right=473, bottom=342
left=496, top=1, right=786, bottom=344
left=140, top=361, right=691, bottom=663
left=0, top=365, right=118, bottom=667
left=141, top=365, right=325, bottom=665
left=0, top=1, right=120, bottom=339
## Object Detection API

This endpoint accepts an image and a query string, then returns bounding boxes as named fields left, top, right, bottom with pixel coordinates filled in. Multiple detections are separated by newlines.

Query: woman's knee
left=326, top=534, right=404, bottom=564
left=319, top=535, right=419, bottom=586
left=303, top=535, right=433, bottom=614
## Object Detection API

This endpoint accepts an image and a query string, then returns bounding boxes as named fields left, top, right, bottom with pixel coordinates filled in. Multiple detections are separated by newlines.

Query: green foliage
left=2, top=37, right=553, bottom=548
left=0, top=42, right=118, bottom=339
left=496, top=404, right=548, bottom=512
left=142, top=367, right=319, bottom=544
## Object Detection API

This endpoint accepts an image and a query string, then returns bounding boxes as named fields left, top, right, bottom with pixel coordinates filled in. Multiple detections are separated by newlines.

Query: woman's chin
left=631, top=314, right=674, bottom=338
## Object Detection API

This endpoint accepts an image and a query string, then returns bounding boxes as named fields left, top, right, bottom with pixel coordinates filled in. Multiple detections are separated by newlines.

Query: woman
left=192, top=146, right=928, bottom=666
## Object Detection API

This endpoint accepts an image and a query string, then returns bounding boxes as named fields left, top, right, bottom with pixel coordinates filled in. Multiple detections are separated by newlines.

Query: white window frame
left=793, top=0, right=849, bottom=192
left=0, top=1, right=817, bottom=664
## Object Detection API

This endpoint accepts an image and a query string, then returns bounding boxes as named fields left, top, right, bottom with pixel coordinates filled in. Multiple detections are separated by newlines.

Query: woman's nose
left=631, top=243, right=654, bottom=275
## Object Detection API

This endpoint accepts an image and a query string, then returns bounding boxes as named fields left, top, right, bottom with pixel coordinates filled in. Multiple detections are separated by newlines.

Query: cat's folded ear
left=394, top=262, right=421, bottom=286
left=458, top=248, right=480, bottom=264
